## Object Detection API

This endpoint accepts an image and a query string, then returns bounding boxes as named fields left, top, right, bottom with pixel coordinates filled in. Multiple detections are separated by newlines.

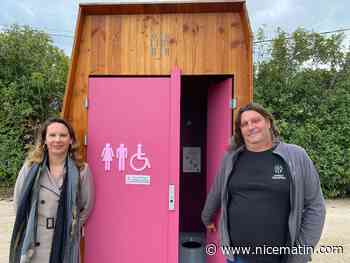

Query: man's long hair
left=233, top=103, right=280, bottom=149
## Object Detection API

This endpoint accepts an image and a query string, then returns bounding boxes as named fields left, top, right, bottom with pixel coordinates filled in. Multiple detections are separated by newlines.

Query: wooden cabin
left=62, top=0, right=253, bottom=159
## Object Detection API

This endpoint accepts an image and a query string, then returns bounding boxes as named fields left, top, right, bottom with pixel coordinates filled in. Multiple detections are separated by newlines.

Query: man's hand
left=206, top=223, right=217, bottom=233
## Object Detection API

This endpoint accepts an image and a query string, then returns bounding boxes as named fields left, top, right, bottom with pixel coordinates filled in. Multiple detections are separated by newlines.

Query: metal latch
left=169, top=184, right=175, bottom=211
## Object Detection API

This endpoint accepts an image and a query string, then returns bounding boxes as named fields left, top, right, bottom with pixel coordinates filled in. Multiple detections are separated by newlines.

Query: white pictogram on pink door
left=116, top=144, right=128, bottom=171
left=101, top=143, right=114, bottom=171
left=130, top=144, right=151, bottom=171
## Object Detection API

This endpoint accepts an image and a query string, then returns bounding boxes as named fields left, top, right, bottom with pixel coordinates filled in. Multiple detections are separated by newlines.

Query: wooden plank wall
left=63, top=11, right=252, bottom=158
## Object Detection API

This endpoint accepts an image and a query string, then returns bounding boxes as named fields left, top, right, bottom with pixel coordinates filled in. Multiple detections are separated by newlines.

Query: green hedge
left=0, top=25, right=68, bottom=183
left=254, top=28, right=350, bottom=198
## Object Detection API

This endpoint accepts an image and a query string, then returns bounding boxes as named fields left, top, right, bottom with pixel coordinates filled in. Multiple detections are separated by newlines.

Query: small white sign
left=183, top=147, right=201, bottom=173
left=125, top=175, right=151, bottom=185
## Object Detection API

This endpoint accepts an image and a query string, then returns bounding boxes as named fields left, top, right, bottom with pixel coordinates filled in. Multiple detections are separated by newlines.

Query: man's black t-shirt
left=227, top=149, right=290, bottom=263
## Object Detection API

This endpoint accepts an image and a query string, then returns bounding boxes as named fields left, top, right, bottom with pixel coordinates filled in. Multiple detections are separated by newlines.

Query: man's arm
left=297, top=150, right=326, bottom=248
left=201, top=153, right=228, bottom=227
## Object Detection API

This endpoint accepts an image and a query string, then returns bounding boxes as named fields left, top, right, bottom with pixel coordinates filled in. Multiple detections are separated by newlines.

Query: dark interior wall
left=180, top=76, right=208, bottom=233
left=179, top=75, right=232, bottom=233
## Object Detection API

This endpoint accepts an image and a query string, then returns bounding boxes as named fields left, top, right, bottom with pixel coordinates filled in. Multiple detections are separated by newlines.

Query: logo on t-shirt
left=272, top=164, right=286, bottom=180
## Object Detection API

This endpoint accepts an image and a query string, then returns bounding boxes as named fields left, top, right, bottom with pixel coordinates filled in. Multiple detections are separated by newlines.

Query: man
left=201, top=103, right=326, bottom=263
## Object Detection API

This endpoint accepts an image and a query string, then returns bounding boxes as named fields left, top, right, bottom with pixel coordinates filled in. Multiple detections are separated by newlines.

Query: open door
left=207, top=78, right=233, bottom=263
left=85, top=69, right=181, bottom=263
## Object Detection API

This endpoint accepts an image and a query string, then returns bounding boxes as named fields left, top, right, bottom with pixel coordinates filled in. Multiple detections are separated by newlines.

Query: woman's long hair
left=26, top=117, right=85, bottom=170
left=233, top=103, right=280, bottom=149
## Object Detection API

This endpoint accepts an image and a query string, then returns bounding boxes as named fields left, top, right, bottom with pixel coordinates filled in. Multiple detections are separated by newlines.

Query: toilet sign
left=125, top=174, right=151, bottom=185
left=100, top=143, right=151, bottom=174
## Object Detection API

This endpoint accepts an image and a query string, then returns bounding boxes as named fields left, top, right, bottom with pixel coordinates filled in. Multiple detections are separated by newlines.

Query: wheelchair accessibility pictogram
left=130, top=144, right=151, bottom=171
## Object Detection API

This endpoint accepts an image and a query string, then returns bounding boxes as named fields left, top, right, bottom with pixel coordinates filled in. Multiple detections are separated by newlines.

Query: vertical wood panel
left=106, top=15, right=122, bottom=74
left=91, top=16, right=106, bottom=74
left=145, top=15, right=162, bottom=74
left=135, top=15, right=145, bottom=74
left=69, top=15, right=91, bottom=159
left=165, top=14, right=185, bottom=73
left=122, top=15, right=138, bottom=74
left=160, top=14, right=171, bottom=73
left=202, top=14, right=216, bottom=73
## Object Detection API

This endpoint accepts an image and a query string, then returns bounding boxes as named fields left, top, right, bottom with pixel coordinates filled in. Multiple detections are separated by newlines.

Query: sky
left=0, top=0, right=350, bottom=55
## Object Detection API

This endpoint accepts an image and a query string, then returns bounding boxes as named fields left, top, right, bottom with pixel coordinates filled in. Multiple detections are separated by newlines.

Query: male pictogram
left=116, top=144, right=128, bottom=171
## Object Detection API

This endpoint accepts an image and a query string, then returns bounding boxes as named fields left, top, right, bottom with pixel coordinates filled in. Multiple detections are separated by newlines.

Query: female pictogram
left=130, top=144, right=151, bottom=171
left=101, top=143, right=114, bottom=171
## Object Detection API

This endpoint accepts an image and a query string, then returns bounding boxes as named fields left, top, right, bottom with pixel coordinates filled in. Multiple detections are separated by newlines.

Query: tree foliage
left=254, top=28, right=350, bottom=198
left=0, top=25, right=69, bottom=183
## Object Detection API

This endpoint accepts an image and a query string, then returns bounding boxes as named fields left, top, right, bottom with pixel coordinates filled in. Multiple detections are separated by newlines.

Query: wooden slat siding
left=195, top=14, right=205, bottom=73
left=182, top=14, right=193, bottom=73
left=124, top=15, right=138, bottom=74
left=135, top=15, right=143, bottom=74
left=160, top=14, right=172, bottom=71
left=113, top=15, right=123, bottom=74
left=120, top=15, right=129, bottom=74
left=68, top=15, right=91, bottom=160
left=223, top=14, right=232, bottom=74
left=149, top=15, right=162, bottom=74
left=192, top=14, right=200, bottom=73
left=91, top=15, right=106, bottom=74
left=106, top=15, right=123, bottom=74
left=80, top=16, right=91, bottom=160
left=202, top=13, right=216, bottom=74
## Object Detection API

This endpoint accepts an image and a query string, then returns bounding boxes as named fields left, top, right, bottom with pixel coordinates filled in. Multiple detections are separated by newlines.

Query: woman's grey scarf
left=10, top=154, right=81, bottom=263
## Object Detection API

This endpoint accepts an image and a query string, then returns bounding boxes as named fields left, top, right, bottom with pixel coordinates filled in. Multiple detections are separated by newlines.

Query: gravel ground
left=1, top=198, right=349, bottom=262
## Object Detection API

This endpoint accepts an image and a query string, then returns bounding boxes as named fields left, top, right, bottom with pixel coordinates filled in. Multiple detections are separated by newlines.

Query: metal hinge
left=230, top=98, right=237, bottom=109
left=84, top=134, right=88, bottom=146
left=84, top=97, right=88, bottom=109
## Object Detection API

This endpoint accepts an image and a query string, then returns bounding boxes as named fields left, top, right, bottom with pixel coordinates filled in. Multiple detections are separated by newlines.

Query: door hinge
left=84, top=97, right=88, bottom=109
left=230, top=98, right=237, bottom=109
left=84, top=134, right=88, bottom=146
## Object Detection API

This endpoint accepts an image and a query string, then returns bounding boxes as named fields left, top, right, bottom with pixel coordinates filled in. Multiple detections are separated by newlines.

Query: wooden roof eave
left=61, top=7, right=85, bottom=119
left=79, top=1, right=246, bottom=15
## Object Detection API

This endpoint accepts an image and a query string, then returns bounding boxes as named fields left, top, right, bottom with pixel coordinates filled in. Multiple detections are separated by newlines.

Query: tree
left=254, top=28, right=350, bottom=198
left=0, top=25, right=69, bottom=183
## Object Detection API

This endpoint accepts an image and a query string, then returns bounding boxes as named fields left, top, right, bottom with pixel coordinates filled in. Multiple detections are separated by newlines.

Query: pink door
left=207, top=78, right=233, bottom=263
left=86, top=70, right=181, bottom=263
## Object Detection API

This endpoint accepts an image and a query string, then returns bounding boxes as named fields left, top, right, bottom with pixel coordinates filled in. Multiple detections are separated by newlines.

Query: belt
left=38, top=215, right=55, bottom=230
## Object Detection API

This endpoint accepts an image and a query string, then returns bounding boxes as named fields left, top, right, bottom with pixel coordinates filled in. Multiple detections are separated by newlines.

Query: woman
left=10, top=117, right=95, bottom=263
